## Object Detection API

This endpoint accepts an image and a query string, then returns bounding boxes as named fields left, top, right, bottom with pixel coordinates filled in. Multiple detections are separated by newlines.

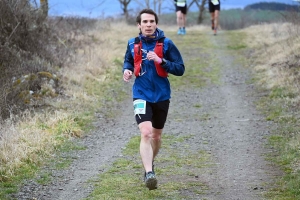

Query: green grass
left=224, top=31, right=248, bottom=51
left=0, top=140, right=86, bottom=199
left=264, top=130, right=300, bottom=199
left=269, top=87, right=296, bottom=99
left=167, top=31, right=221, bottom=89
left=86, top=134, right=211, bottom=200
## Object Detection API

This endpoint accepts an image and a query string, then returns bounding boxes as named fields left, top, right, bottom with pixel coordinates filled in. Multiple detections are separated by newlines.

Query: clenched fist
left=147, top=51, right=162, bottom=63
left=123, top=69, right=133, bottom=82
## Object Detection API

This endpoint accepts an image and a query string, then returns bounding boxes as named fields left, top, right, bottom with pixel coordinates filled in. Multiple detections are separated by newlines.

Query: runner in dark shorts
left=134, top=99, right=170, bottom=129
left=209, top=0, right=221, bottom=13
left=174, top=0, right=187, bottom=35
left=123, top=9, right=185, bottom=190
left=175, top=4, right=187, bottom=15
left=208, top=0, right=221, bottom=35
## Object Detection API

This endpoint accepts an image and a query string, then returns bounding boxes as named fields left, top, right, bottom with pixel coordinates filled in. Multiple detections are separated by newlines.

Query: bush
left=0, top=1, right=50, bottom=118
left=0, top=1, right=99, bottom=119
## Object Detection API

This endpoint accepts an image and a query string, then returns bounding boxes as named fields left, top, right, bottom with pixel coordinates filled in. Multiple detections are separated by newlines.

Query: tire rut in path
left=187, top=31, right=279, bottom=199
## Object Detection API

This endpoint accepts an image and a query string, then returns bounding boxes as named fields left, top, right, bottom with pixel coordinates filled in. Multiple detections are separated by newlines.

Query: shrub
left=0, top=1, right=97, bottom=119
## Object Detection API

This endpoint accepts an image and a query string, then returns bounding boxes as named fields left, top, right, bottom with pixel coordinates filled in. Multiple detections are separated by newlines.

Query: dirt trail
left=13, top=30, right=279, bottom=200
left=185, top=32, right=279, bottom=199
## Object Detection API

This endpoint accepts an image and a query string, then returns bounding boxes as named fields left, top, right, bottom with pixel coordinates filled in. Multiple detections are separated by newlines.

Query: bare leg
left=151, top=127, right=162, bottom=159
left=176, top=10, right=183, bottom=28
left=182, top=13, right=186, bottom=28
left=139, top=121, right=153, bottom=172
left=139, top=121, right=163, bottom=172
left=214, top=10, right=220, bottom=31
left=210, top=12, right=215, bottom=31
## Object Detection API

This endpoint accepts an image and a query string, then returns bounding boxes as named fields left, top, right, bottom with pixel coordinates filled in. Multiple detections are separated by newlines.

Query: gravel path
left=12, top=30, right=280, bottom=200
left=180, top=33, right=280, bottom=199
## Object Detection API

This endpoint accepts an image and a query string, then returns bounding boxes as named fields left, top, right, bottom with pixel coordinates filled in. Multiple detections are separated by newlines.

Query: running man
left=123, top=9, right=185, bottom=190
left=174, top=0, right=187, bottom=35
left=209, top=0, right=221, bottom=35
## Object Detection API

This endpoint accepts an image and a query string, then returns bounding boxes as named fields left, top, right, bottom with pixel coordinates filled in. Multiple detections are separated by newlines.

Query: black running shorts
left=134, top=99, right=170, bottom=129
left=175, top=5, right=187, bottom=14
left=209, top=1, right=221, bottom=13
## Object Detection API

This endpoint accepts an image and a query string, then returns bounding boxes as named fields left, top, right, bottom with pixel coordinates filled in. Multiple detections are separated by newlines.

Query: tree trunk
left=157, top=0, right=162, bottom=15
left=197, top=0, right=206, bottom=24
left=118, top=0, right=132, bottom=20
left=39, top=0, right=48, bottom=20
left=189, top=0, right=207, bottom=24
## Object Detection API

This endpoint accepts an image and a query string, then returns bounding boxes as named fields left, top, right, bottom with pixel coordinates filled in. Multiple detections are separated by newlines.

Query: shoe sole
left=146, top=177, right=157, bottom=190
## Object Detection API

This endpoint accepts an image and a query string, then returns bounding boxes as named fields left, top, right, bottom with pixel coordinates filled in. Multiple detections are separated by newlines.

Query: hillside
left=245, top=2, right=300, bottom=11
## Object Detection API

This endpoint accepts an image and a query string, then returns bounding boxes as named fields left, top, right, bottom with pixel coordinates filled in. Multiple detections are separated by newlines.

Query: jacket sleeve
left=161, top=39, right=185, bottom=76
left=123, top=41, right=134, bottom=73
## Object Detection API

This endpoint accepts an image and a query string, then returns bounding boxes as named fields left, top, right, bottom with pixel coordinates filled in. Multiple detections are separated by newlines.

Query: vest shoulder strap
left=134, top=37, right=165, bottom=44
left=134, top=37, right=140, bottom=44
left=157, top=37, right=165, bottom=44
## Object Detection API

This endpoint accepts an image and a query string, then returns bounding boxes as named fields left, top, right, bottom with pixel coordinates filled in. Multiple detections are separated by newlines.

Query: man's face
left=138, top=13, right=157, bottom=37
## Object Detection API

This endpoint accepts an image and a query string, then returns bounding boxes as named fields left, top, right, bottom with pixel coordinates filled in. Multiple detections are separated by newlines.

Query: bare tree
left=156, top=0, right=163, bottom=15
left=133, top=0, right=163, bottom=15
left=39, top=0, right=48, bottom=20
left=134, top=0, right=150, bottom=9
left=118, top=0, right=132, bottom=19
left=189, top=0, right=207, bottom=24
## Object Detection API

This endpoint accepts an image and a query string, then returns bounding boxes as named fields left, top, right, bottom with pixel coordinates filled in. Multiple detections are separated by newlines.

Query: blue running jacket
left=123, top=28, right=185, bottom=103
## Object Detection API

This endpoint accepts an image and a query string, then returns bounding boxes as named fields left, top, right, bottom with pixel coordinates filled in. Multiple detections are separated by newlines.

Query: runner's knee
left=152, top=134, right=161, bottom=141
left=140, top=127, right=152, bottom=141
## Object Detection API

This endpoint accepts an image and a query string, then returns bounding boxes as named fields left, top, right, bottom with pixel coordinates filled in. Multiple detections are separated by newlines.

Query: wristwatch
left=161, top=58, right=167, bottom=65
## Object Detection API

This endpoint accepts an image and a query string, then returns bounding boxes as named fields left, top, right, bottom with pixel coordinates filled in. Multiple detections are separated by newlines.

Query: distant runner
left=209, top=0, right=221, bottom=35
left=174, top=0, right=187, bottom=35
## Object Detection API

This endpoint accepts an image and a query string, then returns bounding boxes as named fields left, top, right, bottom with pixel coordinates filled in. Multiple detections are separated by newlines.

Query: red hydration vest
left=134, top=37, right=168, bottom=77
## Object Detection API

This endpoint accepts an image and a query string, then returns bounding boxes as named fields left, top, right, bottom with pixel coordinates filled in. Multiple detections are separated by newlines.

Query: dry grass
left=243, top=22, right=300, bottom=95
left=0, top=117, right=53, bottom=179
left=61, top=21, right=135, bottom=101
left=0, top=20, right=138, bottom=181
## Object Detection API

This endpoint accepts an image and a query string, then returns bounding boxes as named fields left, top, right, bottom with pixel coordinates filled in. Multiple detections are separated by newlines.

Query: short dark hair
left=136, top=9, right=159, bottom=25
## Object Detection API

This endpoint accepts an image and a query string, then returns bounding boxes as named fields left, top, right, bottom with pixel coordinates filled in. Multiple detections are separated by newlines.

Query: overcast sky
left=46, top=0, right=298, bottom=18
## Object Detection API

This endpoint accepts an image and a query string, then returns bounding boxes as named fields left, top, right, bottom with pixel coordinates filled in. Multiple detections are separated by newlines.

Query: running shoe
left=182, top=28, right=186, bottom=35
left=144, top=171, right=157, bottom=190
left=177, top=28, right=182, bottom=35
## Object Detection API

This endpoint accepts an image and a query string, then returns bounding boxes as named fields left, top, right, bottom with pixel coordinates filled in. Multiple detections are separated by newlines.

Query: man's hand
left=147, top=51, right=162, bottom=64
left=123, top=69, right=133, bottom=82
